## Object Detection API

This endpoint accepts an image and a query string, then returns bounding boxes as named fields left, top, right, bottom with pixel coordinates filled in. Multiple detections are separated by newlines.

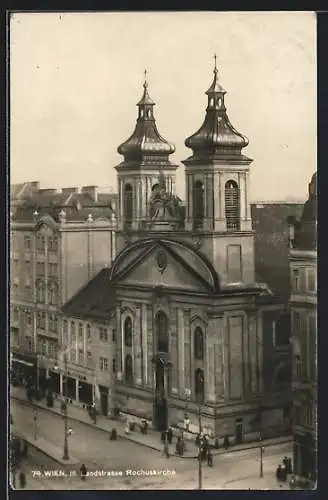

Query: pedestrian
left=163, top=442, right=170, bottom=458
left=282, top=456, right=288, bottom=469
left=287, top=457, right=293, bottom=474
left=161, top=430, right=167, bottom=443
left=110, top=428, right=117, bottom=440
left=214, top=438, right=219, bottom=449
left=80, top=463, right=87, bottom=480
left=195, top=433, right=201, bottom=447
left=167, top=426, right=173, bottom=445
left=184, top=414, right=190, bottom=433
left=176, top=437, right=182, bottom=456
left=207, top=449, right=213, bottom=467
left=67, top=427, right=73, bottom=436
left=18, top=471, right=26, bottom=489
left=124, top=422, right=131, bottom=434
left=223, top=435, right=230, bottom=449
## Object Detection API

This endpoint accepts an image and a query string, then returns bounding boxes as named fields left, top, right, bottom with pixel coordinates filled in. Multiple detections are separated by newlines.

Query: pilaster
left=134, top=305, right=142, bottom=386
left=177, top=308, right=185, bottom=395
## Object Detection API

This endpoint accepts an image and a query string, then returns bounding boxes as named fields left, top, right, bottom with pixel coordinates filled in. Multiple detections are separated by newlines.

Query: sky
left=10, top=11, right=316, bottom=201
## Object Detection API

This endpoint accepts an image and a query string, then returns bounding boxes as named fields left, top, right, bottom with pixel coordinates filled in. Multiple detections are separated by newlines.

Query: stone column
left=141, top=303, right=148, bottom=386
left=243, top=313, right=250, bottom=396
left=248, top=311, right=258, bottom=394
left=147, top=305, right=154, bottom=387
left=222, top=315, right=230, bottom=400
left=116, top=306, right=122, bottom=380
left=184, top=311, right=191, bottom=393
left=75, top=379, right=79, bottom=403
left=134, top=306, right=142, bottom=386
left=213, top=315, right=224, bottom=401
left=177, top=308, right=185, bottom=395
left=206, top=322, right=216, bottom=402
left=170, top=307, right=178, bottom=394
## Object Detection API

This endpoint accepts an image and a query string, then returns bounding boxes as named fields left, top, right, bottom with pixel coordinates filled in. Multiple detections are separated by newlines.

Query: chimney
left=38, top=188, right=57, bottom=195
left=82, top=186, right=98, bottom=202
left=30, top=182, right=40, bottom=193
left=62, top=187, right=79, bottom=195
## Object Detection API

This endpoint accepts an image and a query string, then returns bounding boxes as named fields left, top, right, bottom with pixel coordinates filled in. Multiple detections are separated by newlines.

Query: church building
left=63, top=62, right=289, bottom=442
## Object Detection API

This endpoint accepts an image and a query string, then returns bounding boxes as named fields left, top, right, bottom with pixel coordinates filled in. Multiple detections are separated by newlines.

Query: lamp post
left=33, top=408, right=38, bottom=440
left=257, top=395, right=264, bottom=478
left=198, top=403, right=203, bottom=490
left=54, top=348, right=70, bottom=460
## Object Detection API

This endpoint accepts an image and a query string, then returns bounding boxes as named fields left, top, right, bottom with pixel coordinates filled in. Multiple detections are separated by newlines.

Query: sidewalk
left=11, top=386, right=291, bottom=459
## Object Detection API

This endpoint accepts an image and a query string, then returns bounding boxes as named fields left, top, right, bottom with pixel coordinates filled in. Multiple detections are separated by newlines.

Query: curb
left=11, top=395, right=292, bottom=459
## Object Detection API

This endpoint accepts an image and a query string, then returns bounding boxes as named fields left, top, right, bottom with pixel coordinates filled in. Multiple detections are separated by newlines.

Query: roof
left=184, top=67, right=249, bottom=162
left=293, top=172, right=317, bottom=251
left=117, top=81, right=175, bottom=164
left=61, top=268, right=115, bottom=320
left=12, top=191, right=116, bottom=223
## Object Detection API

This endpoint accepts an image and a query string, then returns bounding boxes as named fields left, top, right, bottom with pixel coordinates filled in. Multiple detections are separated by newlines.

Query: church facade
left=63, top=63, right=290, bottom=441
left=110, top=64, right=287, bottom=440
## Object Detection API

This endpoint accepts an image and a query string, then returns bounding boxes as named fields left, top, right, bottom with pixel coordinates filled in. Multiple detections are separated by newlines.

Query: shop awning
left=11, top=358, right=34, bottom=367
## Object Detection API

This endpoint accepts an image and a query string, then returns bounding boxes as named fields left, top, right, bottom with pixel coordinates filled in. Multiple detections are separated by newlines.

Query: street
left=11, top=398, right=292, bottom=490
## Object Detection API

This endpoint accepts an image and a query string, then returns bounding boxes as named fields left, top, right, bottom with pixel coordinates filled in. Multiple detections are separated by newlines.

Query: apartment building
left=10, top=184, right=117, bottom=389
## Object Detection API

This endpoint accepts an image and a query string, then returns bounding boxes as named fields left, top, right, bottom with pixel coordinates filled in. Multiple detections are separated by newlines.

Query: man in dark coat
left=80, top=464, right=87, bottom=480
left=167, top=427, right=173, bottom=445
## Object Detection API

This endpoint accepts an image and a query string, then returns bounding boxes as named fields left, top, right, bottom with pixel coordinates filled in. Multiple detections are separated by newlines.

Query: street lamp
left=33, top=408, right=38, bottom=440
left=54, top=348, right=70, bottom=461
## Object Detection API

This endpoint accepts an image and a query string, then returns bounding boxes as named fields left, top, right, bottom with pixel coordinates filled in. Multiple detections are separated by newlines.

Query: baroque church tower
left=183, top=57, right=255, bottom=287
left=115, top=72, right=178, bottom=252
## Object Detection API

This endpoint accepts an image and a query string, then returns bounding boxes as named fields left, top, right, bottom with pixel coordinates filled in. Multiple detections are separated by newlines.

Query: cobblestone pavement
left=11, top=397, right=293, bottom=490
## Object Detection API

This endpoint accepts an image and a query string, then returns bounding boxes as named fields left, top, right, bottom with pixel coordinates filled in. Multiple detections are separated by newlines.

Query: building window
left=99, top=327, right=108, bottom=342
left=112, top=329, right=116, bottom=343
left=99, top=356, right=108, bottom=371
left=36, top=280, right=46, bottom=303
left=307, top=269, right=316, bottom=292
left=78, top=349, right=84, bottom=364
left=124, top=183, right=133, bottom=228
left=293, top=311, right=301, bottom=336
left=49, top=236, right=58, bottom=253
left=63, top=320, right=68, bottom=334
left=86, top=351, right=92, bottom=367
left=36, top=312, right=46, bottom=329
left=41, top=341, right=47, bottom=356
left=48, top=263, right=58, bottom=276
left=195, top=368, right=204, bottom=402
left=48, top=283, right=58, bottom=306
left=86, top=324, right=91, bottom=340
left=124, top=317, right=132, bottom=347
left=225, top=180, right=240, bottom=230
left=25, top=260, right=31, bottom=275
left=26, top=337, right=33, bottom=352
left=49, top=314, right=58, bottom=333
left=71, top=321, right=76, bottom=340
left=156, top=311, right=169, bottom=353
left=193, top=180, right=204, bottom=230
left=36, top=235, right=45, bottom=252
left=308, top=315, right=316, bottom=381
left=79, top=323, right=83, bottom=339
left=25, top=310, right=32, bottom=327
left=70, top=350, right=76, bottom=363
left=48, top=342, right=56, bottom=359
left=12, top=306, right=19, bottom=322
left=24, top=236, right=31, bottom=250
left=112, top=358, right=116, bottom=373
left=295, top=355, right=302, bottom=379
left=36, top=262, right=46, bottom=276
left=194, top=327, right=204, bottom=360
left=292, top=269, right=300, bottom=292
left=125, top=354, right=133, bottom=383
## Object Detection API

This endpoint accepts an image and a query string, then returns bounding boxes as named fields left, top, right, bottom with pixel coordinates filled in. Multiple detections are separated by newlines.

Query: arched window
left=195, top=368, right=205, bottom=402
left=124, top=184, right=133, bottom=227
left=225, top=180, right=240, bottom=230
left=124, top=317, right=132, bottom=347
left=125, top=354, right=133, bottom=384
left=156, top=311, right=169, bottom=353
left=193, top=180, right=204, bottom=229
left=194, top=327, right=204, bottom=360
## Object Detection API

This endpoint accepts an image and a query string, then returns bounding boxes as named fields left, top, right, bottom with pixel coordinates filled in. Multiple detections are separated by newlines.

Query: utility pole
left=62, top=352, right=69, bottom=460
left=198, top=404, right=202, bottom=490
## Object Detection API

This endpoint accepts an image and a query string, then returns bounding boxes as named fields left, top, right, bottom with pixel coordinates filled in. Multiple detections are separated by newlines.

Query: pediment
left=110, top=238, right=219, bottom=293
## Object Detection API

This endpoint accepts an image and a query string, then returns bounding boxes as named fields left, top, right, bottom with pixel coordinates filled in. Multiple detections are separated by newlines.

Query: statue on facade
left=148, top=170, right=180, bottom=223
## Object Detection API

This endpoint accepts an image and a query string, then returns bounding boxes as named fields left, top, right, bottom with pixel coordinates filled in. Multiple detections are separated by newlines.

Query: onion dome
left=294, top=172, right=317, bottom=250
left=117, top=71, right=175, bottom=164
left=184, top=56, right=249, bottom=161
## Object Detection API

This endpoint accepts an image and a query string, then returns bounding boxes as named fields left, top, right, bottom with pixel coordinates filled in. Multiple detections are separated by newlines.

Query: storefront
left=49, top=370, right=60, bottom=394
left=11, top=352, right=37, bottom=386
left=78, top=380, right=93, bottom=405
